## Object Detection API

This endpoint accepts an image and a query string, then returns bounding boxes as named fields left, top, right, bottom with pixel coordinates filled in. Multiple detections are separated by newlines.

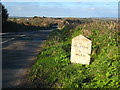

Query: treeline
left=8, top=17, right=93, bottom=32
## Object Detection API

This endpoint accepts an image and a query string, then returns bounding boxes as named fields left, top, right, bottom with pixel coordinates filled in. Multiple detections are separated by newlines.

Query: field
left=27, top=18, right=119, bottom=88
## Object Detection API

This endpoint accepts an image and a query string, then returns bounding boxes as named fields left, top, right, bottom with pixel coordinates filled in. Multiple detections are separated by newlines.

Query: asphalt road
left=1, top=30, right=52, bottom=88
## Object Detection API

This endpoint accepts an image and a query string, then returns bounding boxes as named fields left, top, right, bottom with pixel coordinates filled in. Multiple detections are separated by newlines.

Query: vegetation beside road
left=4, top=17, right=92, bottom=32
left=28, top=19, right=119, bottom=88
left=2, top=2, right=119, bottom=88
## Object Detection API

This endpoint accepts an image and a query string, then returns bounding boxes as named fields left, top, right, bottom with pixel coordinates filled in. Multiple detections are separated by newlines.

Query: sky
left=1, top=0, right=119, bottom=2
left=2, top=2, right=118, bottom=18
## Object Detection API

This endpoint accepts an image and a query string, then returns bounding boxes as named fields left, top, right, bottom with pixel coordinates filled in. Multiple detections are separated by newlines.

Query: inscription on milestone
left=71, top=35, right=92, bottom=65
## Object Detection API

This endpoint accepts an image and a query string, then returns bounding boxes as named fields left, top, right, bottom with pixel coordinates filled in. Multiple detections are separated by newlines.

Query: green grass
left=29, top=19, right=119, bottom=88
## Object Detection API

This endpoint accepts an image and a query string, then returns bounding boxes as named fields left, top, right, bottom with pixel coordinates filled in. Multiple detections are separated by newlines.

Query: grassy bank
left=29, top=19, right=119, bottom=88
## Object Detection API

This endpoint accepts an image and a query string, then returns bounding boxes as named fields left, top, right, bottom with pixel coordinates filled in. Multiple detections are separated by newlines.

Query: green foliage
left=29, top=19, right=119, bottom=88
left=1, top=3, right=8, bottom=23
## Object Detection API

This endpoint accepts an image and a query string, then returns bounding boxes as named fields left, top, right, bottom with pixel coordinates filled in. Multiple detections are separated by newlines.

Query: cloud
left=15, top=6, right=23, bottom=11
left=90, top=8, right=95, bottom=10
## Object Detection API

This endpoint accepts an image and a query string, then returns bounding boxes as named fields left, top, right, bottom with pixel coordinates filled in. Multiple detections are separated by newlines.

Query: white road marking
left=0, top=33, right=9, bottom=35
left=1, top=34, right=27, bottom=44
left=1, top=30, right=52, bottom=44
left=1, top=38, right=15, bottom=44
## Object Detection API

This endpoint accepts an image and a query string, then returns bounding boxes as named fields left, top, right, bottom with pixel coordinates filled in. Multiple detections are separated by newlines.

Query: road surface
left=1, top=30, right=52, bottom=88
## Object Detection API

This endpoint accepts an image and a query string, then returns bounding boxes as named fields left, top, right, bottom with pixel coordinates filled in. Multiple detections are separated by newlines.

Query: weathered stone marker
left=71, top=35, right=92, bottom=65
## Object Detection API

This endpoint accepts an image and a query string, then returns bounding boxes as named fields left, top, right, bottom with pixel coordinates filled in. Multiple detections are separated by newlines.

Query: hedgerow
left=29, top=19, right=119, bottom=88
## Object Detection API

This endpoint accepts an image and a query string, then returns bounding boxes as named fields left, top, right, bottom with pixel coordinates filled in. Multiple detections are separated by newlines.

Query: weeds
left=29, top=19, right=119, bottom=88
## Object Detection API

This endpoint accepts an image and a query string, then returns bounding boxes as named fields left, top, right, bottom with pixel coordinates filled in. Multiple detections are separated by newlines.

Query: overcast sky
left=2, top=2, right=118, bottom=18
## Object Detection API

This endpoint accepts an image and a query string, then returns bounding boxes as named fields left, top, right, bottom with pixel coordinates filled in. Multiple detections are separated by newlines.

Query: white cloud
left=15, top=7, right=23, bottom=11
left=90, top=8, right=95, bottom=10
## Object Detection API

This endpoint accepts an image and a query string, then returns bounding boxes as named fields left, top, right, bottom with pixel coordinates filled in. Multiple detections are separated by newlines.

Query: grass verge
left=28, top=19, right=119, bottom=88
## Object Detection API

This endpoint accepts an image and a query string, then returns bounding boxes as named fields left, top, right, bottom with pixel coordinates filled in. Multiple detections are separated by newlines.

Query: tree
left=33, top=16, right=38, bottom=19
left=1, top=3, right=8, bottom=23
